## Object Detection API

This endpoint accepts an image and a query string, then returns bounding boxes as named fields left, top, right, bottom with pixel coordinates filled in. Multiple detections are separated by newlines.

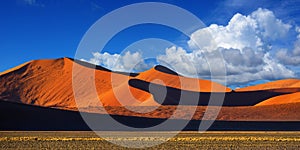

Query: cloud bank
left=85, top=8, right=299, bottom=86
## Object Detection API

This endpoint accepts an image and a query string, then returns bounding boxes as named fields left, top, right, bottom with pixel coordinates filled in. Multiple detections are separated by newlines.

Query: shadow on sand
left=1, top=101, right=300, bottom=131
left=129, top=79, right=300, bottom=106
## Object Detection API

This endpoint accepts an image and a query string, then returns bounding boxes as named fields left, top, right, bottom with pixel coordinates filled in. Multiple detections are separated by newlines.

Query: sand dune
left=0, top=58, right=136, bottom=108
left=0, top=58, right=300, bottom=121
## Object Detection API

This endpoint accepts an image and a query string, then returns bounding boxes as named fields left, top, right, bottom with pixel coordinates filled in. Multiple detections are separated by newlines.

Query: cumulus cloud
left=84, top=51, right=149, bottom=72
left=276, top=27, right=300, bottom=65
left=188, top=8, right=291, bottom=51
left=157, top=46, right=295, bottom=85
left=159, top=8, right=295, bottom=85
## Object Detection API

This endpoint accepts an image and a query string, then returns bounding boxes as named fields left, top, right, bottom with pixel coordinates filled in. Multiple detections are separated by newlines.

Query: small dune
left=255, top=92, right=300, bottom=106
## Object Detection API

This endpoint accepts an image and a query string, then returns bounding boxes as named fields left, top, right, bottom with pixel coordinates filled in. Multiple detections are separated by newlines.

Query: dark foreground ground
left=1, top=101, right=300, bottom=131
left=0, top=131, right=299, bottom=149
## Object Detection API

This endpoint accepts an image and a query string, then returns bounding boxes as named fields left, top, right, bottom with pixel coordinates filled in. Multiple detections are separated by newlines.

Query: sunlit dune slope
left=0, top=58, right=77, bottom=107
left=235, top=79, right=300, bottom=91
left=136, top=65, right=231, bottom=92
left=99, top=83, right=158, bottom=106
left=255, top=92, right=300, bottom=106
left=0, top=57, right=139, bottom=108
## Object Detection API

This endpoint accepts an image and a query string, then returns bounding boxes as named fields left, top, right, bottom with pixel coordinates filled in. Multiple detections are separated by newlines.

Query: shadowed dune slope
left=129, top=79, right=297, bottom=106
left=1, top=100, right=300, bottom=131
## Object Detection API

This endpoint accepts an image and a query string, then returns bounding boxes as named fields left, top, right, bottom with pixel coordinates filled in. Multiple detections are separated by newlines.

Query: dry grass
left=0, top=131, right=300, bottom=149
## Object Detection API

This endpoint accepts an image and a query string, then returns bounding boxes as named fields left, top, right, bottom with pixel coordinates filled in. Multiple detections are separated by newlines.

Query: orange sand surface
left=1, top=58, right=300, bottom=121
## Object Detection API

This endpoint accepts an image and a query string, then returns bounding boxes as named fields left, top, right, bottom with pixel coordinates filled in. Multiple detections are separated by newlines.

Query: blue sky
left=1, top=0, right=300, bottom=88
left=0, top=0, right=218, bottom=71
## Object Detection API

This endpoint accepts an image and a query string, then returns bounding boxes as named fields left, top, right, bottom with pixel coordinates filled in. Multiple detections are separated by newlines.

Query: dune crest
left=136, top=66, right=231, bottom=92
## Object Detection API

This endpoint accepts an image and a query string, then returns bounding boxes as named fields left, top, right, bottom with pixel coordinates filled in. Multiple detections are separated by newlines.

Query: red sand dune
left=0, top=58, right=135, bottom=108
left=0, top=58, right=300, bottom=121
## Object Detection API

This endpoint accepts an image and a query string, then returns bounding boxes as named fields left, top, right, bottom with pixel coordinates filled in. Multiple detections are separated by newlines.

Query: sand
left=0, top=58, right=300, bottom=121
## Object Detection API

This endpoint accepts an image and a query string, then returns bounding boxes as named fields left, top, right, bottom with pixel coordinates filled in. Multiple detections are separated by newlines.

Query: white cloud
left=157, top=46, right=295, bottom=85
left=251, top=8, right=291, bottom=40
left=158, top=8, right=295, bottom=85
left=276, top=27, right=300, bottom=65
left=276, top=49, right=300, bottom=65
left=188, top=8, right=291, bottom=51
left=85, top=51, right=149, bottom=72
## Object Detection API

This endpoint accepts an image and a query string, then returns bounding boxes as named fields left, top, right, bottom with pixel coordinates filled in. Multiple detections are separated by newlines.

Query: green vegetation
left=0, top=131, right=299, bottom=149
